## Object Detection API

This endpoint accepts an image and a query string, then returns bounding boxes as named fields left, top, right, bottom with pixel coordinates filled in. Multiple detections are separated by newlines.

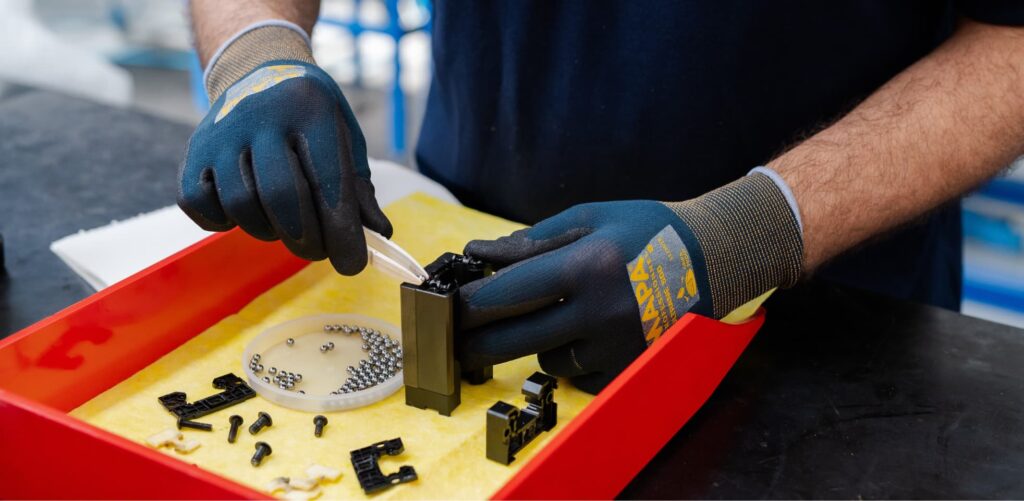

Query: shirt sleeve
left=957, top=0, right=1024, bottom=26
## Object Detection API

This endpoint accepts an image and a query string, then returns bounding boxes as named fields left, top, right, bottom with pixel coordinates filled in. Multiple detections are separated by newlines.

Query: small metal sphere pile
left=325, top=324, right=403, bottom=394
left=248, top=353, right=264, bottom=373
left=250, top=353, right=305, bottom=393
left=248, top=324, right=402, bottom=397
left=264, top=367, right=303, bottom=392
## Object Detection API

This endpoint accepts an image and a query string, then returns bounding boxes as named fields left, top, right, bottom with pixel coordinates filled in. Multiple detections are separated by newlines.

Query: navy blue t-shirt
left=415, top=1, right=1024, bottom=311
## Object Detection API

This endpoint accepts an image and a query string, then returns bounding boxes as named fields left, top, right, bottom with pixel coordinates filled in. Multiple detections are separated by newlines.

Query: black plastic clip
left=486, top=372, right=558, bottom=465
left=350, top=437, right=418, bottom=494
left=157, top=373, right=256, bottom=420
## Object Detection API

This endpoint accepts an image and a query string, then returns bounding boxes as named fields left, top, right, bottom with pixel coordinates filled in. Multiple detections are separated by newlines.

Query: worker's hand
left=178, top=24, right=391, bottom=275
left=457, top=173, right=804, bottom=393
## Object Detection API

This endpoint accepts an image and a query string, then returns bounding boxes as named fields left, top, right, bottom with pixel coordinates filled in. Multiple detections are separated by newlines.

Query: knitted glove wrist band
left=204, top=21, right=315, bottom=103
left=662, top=172, right=804, bottom=318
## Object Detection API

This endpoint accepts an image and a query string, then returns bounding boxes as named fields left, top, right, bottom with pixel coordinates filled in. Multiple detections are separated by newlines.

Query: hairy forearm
left=189, top=0, right=320, bottom=67
left=770, top=20, right=1024, bottom=271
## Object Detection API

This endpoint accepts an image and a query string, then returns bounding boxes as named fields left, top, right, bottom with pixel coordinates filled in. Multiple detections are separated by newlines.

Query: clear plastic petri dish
left=242, top=314, right=403, bottom=412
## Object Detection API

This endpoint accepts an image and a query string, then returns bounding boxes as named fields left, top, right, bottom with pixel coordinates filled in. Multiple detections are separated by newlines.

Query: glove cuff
left=663, top=172, right=804, bottom=318
left=204, top=20, right=315, bottom=103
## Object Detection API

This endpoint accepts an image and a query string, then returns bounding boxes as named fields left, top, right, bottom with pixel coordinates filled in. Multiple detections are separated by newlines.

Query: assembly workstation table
left=1, top=91, right=1023, bottom=498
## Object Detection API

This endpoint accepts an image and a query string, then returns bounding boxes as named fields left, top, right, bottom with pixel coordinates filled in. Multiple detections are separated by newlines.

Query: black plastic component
left=251, top=441, right=272, bottom=466
left=313, top=415, right=328, bottom=437
left=350, top=438, right=418, bottom=494
left=227, top=415, right=243, bottom=443
left=486, top=372, right=558, bottom=465
left=401, top=253, right=493, bottom=416
left=177, top=417, right=213, bottom=431
left=157, top=373, right=255, bottom=420
left=249, top=411, right=273, bottom=435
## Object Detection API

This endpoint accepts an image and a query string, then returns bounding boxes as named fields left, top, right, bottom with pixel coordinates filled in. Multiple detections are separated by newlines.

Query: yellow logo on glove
left=627, top=226, right=699, bottom=345
left=215, top=65, right=307, bottom=123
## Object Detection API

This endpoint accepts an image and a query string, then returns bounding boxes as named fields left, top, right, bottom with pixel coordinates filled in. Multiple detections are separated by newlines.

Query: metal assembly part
left=251, top=441, right=273, bottom=467
left=227, top=415, right=243, bottom=443
left=313, top=415, right=328, bottom=437
left=176, top=417, right=213, bottom=431
left=486, top=372, right=558, bottom=465
left=401, top=253, right=494, bottom=416
left=286, top=337, right=295, bottom=346
left=269, top=367, right=277, bottom=375
left=350, top=438, right=418, bottom=494
left=249, top=411, right=273, bottom=435
left=157, top=373, right=256, bottom=420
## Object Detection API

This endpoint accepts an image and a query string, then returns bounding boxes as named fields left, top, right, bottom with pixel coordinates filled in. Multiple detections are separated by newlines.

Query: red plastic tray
left=0, top=228, right=763, bottom=499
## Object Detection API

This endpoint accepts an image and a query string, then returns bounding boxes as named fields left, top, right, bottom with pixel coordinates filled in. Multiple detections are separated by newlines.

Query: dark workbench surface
left=622, top=282, right=1024, bottom=498
left=2, top=91, right=1022, bottom=498
left=0, top=91, right=188, bottom=334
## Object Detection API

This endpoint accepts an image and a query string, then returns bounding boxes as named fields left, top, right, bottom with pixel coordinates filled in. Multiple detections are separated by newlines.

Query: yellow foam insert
left=70, top=193, right=595, bottom=499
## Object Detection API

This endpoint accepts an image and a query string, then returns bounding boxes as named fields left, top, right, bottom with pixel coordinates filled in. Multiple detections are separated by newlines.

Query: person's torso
left=415, top=0, right=961, bottom=309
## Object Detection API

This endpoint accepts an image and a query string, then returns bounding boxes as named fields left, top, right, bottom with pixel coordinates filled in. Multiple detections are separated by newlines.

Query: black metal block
left=401, top=253, right=493, bottom=416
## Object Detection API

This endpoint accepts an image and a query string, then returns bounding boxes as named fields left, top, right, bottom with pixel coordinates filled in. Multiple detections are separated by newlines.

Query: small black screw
left=249, top=411, right=273, bottom=435
left=227, top=415, right=243, bottom=443
left=313, top=415, right=328, bottom=437
left=177, top=418, right=213, bottom=431
left=251, top=441, right=272, bottom=466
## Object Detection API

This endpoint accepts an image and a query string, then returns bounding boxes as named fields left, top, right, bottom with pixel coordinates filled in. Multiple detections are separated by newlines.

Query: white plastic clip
left=265, top=464, right=341, bottom=499
left=144, top=428, right=201, bottom=454
left=305, top=464, right=342, bottom=483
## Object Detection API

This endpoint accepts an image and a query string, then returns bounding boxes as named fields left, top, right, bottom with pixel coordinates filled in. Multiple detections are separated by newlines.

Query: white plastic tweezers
left=364, top=227, right=429, bottom=285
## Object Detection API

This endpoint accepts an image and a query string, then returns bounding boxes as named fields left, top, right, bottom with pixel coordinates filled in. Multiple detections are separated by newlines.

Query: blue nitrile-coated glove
left=178, top=22, right=391, bottom=275
left=457, top=172, right=804, bottom=394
